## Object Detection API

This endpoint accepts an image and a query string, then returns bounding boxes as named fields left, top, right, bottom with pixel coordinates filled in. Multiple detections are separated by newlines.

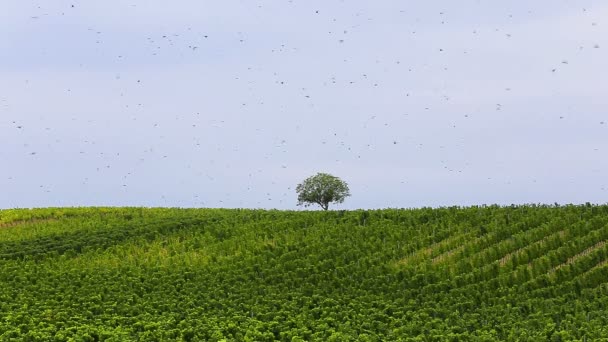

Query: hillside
left=1, top=205, right=607, bottom=341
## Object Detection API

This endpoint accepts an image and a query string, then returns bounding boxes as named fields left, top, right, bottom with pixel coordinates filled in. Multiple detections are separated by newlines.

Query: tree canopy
left=295, top=173, right=350, bottom=210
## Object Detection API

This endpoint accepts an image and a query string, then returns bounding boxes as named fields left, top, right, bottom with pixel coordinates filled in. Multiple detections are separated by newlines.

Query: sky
left=1, top=0, right=607, bottom=210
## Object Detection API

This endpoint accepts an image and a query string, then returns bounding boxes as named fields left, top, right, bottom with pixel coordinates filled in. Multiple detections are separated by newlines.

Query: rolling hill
left=1, top=205, right=607, bottom=341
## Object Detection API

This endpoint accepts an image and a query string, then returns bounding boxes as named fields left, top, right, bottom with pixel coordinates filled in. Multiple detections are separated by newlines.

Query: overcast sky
left=1, top=1, right=607, bottom=210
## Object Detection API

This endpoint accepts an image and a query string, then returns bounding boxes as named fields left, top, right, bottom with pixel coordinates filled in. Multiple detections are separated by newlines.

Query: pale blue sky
left=1, top=1, right=607, bottom=209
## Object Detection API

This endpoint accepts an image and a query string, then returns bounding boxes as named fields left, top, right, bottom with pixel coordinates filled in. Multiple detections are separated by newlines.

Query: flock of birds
left=1, top=3, right=605, bottom=207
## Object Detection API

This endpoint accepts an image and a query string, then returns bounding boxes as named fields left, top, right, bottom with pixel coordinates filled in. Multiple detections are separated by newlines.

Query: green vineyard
left=1, top=205, right=608, bottom=341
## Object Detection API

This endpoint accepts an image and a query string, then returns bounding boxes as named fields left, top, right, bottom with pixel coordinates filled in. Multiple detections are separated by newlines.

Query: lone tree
left=296, top=173, right=351, bottom=210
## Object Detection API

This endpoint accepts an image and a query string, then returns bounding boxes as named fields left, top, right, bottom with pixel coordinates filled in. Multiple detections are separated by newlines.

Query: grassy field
left=1, top=205, right=607, bottom=341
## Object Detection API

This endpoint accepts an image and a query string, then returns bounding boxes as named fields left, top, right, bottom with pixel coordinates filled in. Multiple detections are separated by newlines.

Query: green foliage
left=296, top=173, right=350, bottom=210
left=0, top=205, right=607, bottom=340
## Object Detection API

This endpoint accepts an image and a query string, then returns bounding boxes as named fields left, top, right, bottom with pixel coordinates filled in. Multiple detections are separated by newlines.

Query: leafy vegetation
left=296, top=173, right=350, bottom=210
left=1, top=205, right=607, bottom=341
